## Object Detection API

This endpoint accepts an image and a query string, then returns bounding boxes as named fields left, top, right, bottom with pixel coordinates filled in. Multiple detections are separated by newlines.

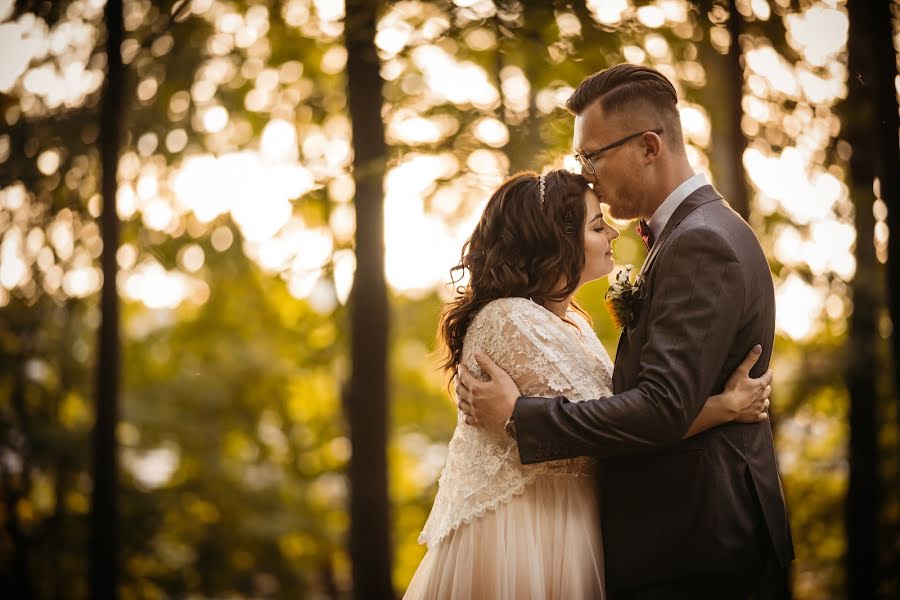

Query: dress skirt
left=404, top=473, right=605, bottom=600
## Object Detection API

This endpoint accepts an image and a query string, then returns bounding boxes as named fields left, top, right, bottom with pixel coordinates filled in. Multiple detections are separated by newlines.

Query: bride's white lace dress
left=404, top=297, right=614, bottom=599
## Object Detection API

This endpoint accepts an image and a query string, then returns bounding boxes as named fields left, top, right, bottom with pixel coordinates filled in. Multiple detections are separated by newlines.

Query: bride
left=404, top=169, right=772, bottom=599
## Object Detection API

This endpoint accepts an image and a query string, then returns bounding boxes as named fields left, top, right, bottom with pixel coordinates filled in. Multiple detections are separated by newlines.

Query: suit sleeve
left=512, top=227, right=746, bottom=463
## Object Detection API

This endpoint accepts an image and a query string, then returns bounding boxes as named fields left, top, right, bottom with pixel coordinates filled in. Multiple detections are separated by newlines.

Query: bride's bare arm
left=683, top=345, right=773, bottom=438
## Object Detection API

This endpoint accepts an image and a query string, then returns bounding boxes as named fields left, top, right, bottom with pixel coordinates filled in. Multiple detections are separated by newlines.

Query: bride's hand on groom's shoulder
left=455, top=351, right=520, bottom=433
left=722, top=345, right=774, bottom=424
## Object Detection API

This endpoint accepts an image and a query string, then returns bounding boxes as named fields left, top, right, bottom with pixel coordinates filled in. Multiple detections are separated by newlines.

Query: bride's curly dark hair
left=439, top=169, right=592, bottom=374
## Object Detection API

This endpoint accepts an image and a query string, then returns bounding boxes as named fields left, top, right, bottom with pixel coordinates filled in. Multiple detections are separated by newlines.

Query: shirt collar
left=646, top=172, right=709, bottom=240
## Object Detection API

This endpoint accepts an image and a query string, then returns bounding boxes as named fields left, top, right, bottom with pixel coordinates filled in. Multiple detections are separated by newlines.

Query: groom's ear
left=641, top=131, right=663, bottom=164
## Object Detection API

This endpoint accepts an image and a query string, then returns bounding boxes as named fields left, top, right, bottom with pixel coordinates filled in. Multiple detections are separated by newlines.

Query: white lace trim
left=419, top=297, right=614, bottom=548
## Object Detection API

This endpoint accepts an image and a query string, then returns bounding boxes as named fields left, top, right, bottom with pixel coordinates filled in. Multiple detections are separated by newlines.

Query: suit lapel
left=636, top=185, right=724, bottom=282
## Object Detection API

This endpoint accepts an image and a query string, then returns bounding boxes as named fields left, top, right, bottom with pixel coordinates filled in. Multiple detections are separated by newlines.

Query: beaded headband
left=539, top=174, right=546, bottom=206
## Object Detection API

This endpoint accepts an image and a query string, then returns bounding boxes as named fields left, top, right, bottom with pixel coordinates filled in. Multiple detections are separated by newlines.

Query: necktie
left=636, top=219, right=655, bottom=251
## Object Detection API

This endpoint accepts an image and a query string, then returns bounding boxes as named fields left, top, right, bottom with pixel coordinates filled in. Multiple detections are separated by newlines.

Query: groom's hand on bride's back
left=455, top=351, right=520, bottom=432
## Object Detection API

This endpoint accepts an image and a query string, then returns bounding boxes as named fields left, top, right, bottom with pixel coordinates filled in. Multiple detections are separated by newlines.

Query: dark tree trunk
left=51, top=303, right=76, bottom=600
left=876, top=0, right=900, bottom=423
left=722, top=0, right=749, bottom=220
left=90, top=1, right=123, bottom=599
left=344, top=0, right=394, bottom=598
left=844, top=2, right=882, bottom=598
left=696, top=0, right=750, bottom=220
left=3, top=353, right=34, bottom=600
left=505, top=70, right=542, bottom=175
left=495, top=1, right=546, bottom=174
left=873, top=0, right=900, bottom=592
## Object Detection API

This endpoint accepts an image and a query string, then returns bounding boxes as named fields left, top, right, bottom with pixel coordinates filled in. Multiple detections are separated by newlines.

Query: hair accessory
left=539, top=174, right=546, bottom=206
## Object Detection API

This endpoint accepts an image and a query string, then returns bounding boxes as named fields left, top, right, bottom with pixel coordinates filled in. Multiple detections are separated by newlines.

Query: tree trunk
left=344, top=0, right=394, bottom=598
left=51, top=302, right=76, bottom=600
left=876, top=0, right=900, bottom=417
left=90, top=0, right=123, bottom=598
left=495, top=1, right=546, bottom=174
left=3, top=352, right=34, bottom=600
left=873, top=0, right=900, bottom=591
left=844, top=2, right=882, bottom=598
left=695, top=0, right=750, bottom=220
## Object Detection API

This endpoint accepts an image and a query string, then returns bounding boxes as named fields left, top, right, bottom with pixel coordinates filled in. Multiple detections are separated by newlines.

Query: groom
left=456, top=64, right=794, bottom=599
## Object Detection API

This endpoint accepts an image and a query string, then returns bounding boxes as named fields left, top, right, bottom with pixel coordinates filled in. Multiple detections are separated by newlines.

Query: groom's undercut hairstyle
left=566, top=64, right=685, bottom=151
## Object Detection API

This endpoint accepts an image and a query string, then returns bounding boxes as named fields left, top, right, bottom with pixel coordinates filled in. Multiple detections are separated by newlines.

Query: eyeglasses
left=575, top=128, right=664, bottom=176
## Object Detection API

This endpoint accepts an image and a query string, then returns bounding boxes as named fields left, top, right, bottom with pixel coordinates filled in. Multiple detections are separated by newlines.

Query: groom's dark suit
left=512, top=185, right=794, bottom=596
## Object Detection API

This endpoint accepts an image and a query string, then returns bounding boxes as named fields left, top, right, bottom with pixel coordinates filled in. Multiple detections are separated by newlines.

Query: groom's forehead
left=573, top=105, right=623, bottom=149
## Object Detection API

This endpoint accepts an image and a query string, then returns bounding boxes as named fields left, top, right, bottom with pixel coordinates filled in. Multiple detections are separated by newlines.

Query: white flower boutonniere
left=604, top=265, right=643, bottom=330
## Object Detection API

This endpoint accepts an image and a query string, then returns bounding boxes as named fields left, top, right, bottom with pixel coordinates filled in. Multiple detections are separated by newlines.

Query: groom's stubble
left=601, top=165, right=649, bottom=221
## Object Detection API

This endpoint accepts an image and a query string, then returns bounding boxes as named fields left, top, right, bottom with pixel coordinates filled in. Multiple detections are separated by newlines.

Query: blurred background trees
left=0, top=0, right=897, bottom=598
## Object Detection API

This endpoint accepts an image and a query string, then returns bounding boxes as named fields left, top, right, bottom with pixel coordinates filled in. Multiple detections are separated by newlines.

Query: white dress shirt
left=646, top=172, right=709, bottom=241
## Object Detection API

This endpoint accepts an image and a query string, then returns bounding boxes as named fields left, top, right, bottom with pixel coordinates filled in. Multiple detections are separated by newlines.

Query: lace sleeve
left=463, top=297, right=582, bottom=398
left=418, top=297, right=607, bottom=548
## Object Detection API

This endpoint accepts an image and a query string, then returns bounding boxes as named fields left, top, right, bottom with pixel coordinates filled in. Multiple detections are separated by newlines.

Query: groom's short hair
left=566, top=64, right=684, bottom=147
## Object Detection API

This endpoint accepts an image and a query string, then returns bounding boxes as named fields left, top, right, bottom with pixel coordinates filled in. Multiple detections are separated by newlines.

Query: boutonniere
left=604, top=265, right=643, bottom=330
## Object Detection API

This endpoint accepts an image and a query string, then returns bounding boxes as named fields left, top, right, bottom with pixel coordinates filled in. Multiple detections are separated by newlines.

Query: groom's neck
left=641, top=157, right=695, bottom=218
